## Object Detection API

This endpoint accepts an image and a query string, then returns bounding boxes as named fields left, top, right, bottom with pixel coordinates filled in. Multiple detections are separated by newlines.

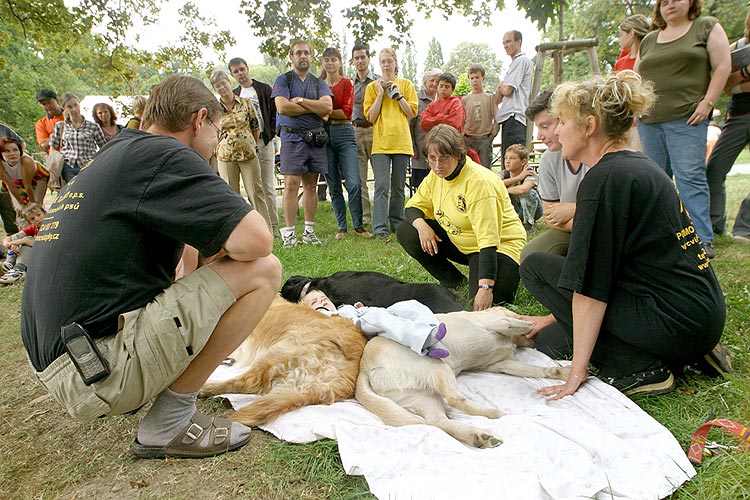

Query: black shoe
left=690, top=343, right=732, bottom=378
left=703, top=242, right=716, bottom=259
left=604, top=366, right=676, bottom=396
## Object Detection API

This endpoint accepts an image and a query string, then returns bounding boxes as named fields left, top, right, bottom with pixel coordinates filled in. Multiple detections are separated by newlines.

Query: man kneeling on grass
left=20, top=75, right=281, bottom=459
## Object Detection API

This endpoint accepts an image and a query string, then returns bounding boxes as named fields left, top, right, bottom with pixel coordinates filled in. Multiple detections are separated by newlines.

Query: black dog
left=281, top=271, right=464, bottom=313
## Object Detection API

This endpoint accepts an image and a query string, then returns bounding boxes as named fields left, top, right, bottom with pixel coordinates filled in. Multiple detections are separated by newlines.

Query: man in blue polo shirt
left=272, top=40, right=333, bottom=248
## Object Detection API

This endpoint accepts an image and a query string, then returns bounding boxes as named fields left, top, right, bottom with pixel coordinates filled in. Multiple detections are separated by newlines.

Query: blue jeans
left=325, top=124, right=363, bottom=230
left=371, top=154, right=408, bottom=236
left=637, top=117, right=713, bottom=243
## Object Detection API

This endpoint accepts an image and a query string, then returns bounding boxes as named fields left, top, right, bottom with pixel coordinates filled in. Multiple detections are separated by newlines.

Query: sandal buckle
left=185, top=422, right=204, bottom=442
left=214, top=426, right=229, bottom=445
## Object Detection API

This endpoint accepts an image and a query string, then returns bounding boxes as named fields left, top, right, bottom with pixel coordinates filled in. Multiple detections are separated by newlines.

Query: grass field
left=0, top=175, right=748, bottom=499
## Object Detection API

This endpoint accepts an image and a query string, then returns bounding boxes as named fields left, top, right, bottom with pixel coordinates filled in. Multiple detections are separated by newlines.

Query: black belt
left=280, top=126, right=306, bottom=135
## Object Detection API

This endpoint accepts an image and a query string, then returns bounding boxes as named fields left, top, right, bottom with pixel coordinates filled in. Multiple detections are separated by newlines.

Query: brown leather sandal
left=131, top=410, right=250, bottom=459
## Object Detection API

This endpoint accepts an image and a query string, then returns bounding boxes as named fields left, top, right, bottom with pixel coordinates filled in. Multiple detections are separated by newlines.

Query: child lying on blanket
left=299, top=289, right=449, bottom=358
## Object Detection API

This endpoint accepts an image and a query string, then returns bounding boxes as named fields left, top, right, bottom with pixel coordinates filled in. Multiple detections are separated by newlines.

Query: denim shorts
left=279, top=140, right=328, bottom=175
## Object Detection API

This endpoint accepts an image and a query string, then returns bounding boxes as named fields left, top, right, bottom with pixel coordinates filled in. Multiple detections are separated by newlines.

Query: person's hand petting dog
left=511, top=313, right=555, bottom=339
left=473, top=287, right=493, bottom=311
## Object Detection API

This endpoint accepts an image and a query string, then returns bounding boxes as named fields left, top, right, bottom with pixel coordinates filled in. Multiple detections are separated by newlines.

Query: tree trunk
left=558, top=0, right=564, bottom=41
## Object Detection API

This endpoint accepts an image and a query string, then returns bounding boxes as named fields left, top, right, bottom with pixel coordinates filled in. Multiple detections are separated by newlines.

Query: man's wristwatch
left=295, top=97, right=304, bottom=104
left=478, top=284, right=494, bottom=290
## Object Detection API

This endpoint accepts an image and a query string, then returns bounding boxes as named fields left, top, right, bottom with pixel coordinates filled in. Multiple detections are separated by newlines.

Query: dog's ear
left=281, top=275, right=308, bottom=303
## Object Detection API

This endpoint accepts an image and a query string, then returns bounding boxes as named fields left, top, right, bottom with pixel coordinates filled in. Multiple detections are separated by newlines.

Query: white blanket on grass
left=209, top=348, right=695, bottom=500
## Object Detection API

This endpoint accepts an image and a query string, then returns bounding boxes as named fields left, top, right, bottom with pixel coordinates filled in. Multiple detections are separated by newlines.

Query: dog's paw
left=475, top=433, right=503, bottom=448
left=512, top=335, right=536, bottom=348
left=484, top=408, right=504, bottom=419
left=198, top=381, right=222, bottom=397
left=549, top=365, right=572, bottom=380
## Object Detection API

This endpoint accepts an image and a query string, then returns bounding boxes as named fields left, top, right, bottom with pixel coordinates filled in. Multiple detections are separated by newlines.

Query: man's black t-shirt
left=559, top=150, right=724, bottom=335
left=21, top=129, right=253, bottom=371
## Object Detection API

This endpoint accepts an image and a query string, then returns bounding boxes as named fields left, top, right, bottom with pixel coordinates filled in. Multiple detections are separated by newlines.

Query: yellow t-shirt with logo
left=406, top=157, right=526, bottom=262
left=363, top=77, right=418, bottom=155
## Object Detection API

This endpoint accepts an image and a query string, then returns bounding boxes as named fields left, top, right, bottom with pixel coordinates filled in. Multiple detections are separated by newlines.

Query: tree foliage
left=239, top=0, right=505, bottom=59
left=454, top=73, right=471, bottom=96
left=424, top=37, right=445, bottom=70
left=401, top=41, right=418, bottom=82
left=444, top=42, right=503, bottom=90
left=516, top=0, right=564, bottom=34
left=0, top=0, right=235, bottom=150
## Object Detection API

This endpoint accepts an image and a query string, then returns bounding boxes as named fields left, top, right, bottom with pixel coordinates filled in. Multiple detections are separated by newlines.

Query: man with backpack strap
left=271, top=40, right=333, bottom=247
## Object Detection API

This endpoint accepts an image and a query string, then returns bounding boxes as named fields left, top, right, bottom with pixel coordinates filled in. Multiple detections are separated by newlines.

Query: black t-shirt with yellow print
left=559, top=150, right=725, bottom=337
left=21, top=129, right=252, bottom=371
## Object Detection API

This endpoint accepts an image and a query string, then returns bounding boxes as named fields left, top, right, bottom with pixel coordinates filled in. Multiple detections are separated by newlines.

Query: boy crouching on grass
left=500, top=144, right=542, bottom=234
left=1, top=203, right=46, bottom=285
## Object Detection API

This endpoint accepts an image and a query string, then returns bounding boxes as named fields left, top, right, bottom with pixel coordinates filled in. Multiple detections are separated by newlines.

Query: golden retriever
left=199, top=297, right=366, bottom=426
left=201, top=301, right=569, bottom=448
left=355, top=307, right=571, bottom=448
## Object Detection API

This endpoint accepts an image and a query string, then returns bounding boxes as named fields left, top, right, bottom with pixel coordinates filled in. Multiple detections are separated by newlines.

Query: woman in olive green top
left=635, top=0, right=730, bottom=257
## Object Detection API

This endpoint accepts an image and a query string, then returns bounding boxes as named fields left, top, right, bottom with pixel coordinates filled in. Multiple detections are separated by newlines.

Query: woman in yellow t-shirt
left=396, top=125, right=526, bottom=311
left=364, top=48, right=418, bottom=241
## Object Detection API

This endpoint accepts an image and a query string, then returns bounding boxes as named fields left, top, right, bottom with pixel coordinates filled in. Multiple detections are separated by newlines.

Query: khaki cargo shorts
left=36, top=265, right=236, bottom=421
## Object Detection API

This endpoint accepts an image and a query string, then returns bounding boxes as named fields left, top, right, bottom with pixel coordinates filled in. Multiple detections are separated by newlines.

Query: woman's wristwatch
left=478, top=284, right=494, bottom=290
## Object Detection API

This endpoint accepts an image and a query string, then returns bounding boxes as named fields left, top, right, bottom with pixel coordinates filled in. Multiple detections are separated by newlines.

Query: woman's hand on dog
left=537, top=370, right=587, bottom=400
left=473, top=288, right=493, bottom=311
left=512, top=313, right=556, bottom=339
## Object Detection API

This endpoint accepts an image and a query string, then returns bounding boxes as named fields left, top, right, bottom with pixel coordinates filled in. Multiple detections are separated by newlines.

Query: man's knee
left=210, top=254, right=282, bottom=299
left=248, top=254, right=282, bottom=292
left=284, top=174, right=301, bottom=190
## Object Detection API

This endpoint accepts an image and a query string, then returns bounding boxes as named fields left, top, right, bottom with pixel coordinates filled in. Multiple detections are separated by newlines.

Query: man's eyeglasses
left=206, top=119, right=221, bottom=138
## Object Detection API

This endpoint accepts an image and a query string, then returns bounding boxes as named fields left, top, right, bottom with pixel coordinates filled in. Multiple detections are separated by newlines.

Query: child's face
left=437, top=81, right=454, bottom=100
left=504, top=152, right=527, bottom=173
left=25, top=209, right=46, bottom=227
left=468, top=72, right=484, bottom=91
left=1, top=143, right=21, bottom=164
left=302, top=290, right=335, bottom=312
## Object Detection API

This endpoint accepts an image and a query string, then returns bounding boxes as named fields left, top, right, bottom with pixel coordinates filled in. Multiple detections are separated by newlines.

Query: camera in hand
left=62, top=322, right=111, bottom=385
left=381, top=81, right=402, bottom=100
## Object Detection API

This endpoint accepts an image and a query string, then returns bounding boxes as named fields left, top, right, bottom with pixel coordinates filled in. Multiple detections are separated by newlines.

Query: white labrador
left=356, top=306, right=571, bottom=448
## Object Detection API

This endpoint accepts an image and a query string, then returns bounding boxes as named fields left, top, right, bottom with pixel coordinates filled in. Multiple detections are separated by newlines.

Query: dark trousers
left=733, top=193, right=750, bottom=238
left=500, top=116, right=527, bottom=165
left=706, top=114, right=750, bottom=234
left=396, top=218, right=520, bottom=304
left=520, top=252, right=719, bottom=377
left=0, top=191, right=18, bottom=235
left=410, top=168, right=429, bottom=190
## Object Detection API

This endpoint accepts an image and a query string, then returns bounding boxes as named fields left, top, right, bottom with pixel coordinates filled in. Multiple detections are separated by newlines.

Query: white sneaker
left=2, top=254, right=16, bottom=272
left=282, top=232, right=298, bottom=248
left=0, top=269, right=25, bottom=285
left=302, top=230, right=322, bottom=245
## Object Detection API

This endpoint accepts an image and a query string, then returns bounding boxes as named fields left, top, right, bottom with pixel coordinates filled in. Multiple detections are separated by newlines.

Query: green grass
left=1, top=176, right=749, bottom=499
left=735, top=147, right=750, bottom=166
